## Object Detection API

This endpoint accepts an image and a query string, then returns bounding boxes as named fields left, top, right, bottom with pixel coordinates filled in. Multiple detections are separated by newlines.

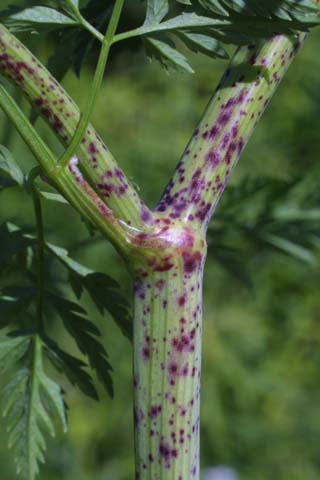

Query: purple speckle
left=206, top=150, right=221, bottom=168
left=149, top=405, right=162, bottom=419
left=182, top=251, right=202, bottom=274
left=142, top=345, right=150, bottom=361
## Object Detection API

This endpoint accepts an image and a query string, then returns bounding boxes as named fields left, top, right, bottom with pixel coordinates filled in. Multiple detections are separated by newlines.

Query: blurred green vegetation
left=1, top=4, right=320, bottom=478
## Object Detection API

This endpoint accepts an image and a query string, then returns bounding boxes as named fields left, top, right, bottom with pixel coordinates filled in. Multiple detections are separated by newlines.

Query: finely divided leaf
left=145, top=0, right=170, bottom=25
left=208, top=174, right=320, bottom=283
left=142, top=12, right=229, bottom=33
left=48, top=0, right=113, bottom=78
left=0, top=6, right=79, bottom=32
left=140, top=0, right=320, bottom=72
left=43, top=335, right=99, bottom=400
left=146, top=35, right=194, bottom=73
left=79, top=273, right=132, bottom=340
left=177, top=31, right=228, bottom=58
left=1, top=335, right=67, bottom=480
left=195, top=0, right=320, bottom=19
left=46, top=243, right=92, bottom=276
left=47, top=241, right=132, bottom=339
left=0, top=335, right=31, bottom=372
left=50, top=295, right=114, bottom=397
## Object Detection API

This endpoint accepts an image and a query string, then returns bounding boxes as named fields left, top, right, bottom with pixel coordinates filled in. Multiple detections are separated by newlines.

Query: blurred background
left=1, top=1, right=320, bottom=479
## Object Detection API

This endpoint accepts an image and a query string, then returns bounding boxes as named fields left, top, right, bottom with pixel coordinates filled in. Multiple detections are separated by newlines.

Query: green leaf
left=137, top=0, right=320, bottom=73
left=146, top=35, right=194, bottom=73
left=80, top=273, right=132, bottom=340
left=0, top=335, right=31, bottom=372
left=177, top=30, right=229, bottom=58
left=145, top=0, right=169, bottom=25
left=43, top=335, right=98, bottom=401
left=0, top=6, right=79, bottom=32
left=70, top=0, right=112, bottom=77
left=196, top=0, right=320, bottom=23
left=48, top=0, right=113, bottom=78
left=46, top=243, right=92, bottom=276
left=208, top=173, right=320, bottom=281
left=142, top=12, right=229, bottom=34
left=0, top=145, right=24, bottom=189
left=50, top=295, right=114, bottom=397
left=1, top=335, right=67, bottom=479
left=46, top=240, right=132, bottom=339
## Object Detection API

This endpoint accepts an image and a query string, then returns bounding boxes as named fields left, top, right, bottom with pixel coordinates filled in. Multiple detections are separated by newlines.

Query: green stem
left=64, top=0, right=104, bottom=42
left=59, top=0, right=125, bottom=168
left=0, top=85, right=133, bottom=255
left=0, top=21, right=310, bottom=480
left=0, top=85, right=56, bottom=172
left=0, top=24, right=151, bottom=228
left=112, top=27, right=142, bottom=45
left=27, top=334, right=42, bottom=480
left=129, top=33, right=308, bottom=480
left=29, top=167, right=45, bottom=332
left=131, top=224, right=206, bottom=480
left=156, top=34, right=307, bottom=231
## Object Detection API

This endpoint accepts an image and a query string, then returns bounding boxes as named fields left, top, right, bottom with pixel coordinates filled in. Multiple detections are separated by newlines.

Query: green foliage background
left=1, top=2, right=320, bottom=478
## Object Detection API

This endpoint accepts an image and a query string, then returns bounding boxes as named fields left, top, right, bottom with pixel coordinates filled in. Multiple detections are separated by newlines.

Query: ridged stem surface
left=0, top=21, right=309, bottom=480
left=132, top=225, right=206, bottom=480
left=0, top=24, right=151, bottom=229
left=156, top=34, right=306, bottom=231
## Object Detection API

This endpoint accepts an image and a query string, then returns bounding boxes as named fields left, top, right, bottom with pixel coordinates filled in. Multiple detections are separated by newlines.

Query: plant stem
left=29, top=167, right=45, bottom=332
left=27, top=333, right=42, bottom=480
left=156, top=34, right=307, bottom=231
left=129, top=33, right=307, bottom=479
left=0, top=21, right=310, bottom=480
left=59, top=0, right=125, bottom=168
left=64, top=0, right=104, bottom=43
left=0, top=85, right=56, bottom=172
left=0, top=85, right=134, bottom=255
left=0, top=24, right=152, bottom=228
left=130, top=223, right=206, bottom=480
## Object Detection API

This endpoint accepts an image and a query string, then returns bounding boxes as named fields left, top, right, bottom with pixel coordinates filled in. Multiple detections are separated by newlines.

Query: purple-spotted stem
left=156, top=34, right=306, bottom=232
left=129, top=33, right=306, bottom=480
left=131, top=223, right=206, bottom=480
left=0, top=24, right=151, bottom=230
left=0, top=21, right=307, bottom=480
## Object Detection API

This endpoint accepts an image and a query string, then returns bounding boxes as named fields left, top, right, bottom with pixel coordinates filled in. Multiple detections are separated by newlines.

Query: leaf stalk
left=58, top=0, right=125, bottom=168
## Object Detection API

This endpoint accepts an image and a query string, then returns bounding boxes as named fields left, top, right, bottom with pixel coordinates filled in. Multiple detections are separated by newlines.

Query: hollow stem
left=0, top=84, right=133, bottom=255
left=156, top=34, right=307, bottom=231
left=130, top=223, right=206, bottom=480
left=0, top=24, right=151, bottom=228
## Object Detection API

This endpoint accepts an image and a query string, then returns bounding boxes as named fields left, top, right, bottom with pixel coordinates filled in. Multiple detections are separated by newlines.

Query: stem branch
left=59, top=0, right=125, bottom=168
left=156, top=34, right=307, bottom=231
left=0, top=23, right=151, bottom=228
left=0, top=85, right=133, bottom=254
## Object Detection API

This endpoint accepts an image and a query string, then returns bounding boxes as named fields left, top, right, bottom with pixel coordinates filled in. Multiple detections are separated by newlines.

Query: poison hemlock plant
left=0, top=0, right=319, bottom=479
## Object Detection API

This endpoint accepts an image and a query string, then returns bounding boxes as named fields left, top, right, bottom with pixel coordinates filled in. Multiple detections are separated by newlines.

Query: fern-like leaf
left=1, top=334, right=67, bottom=480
